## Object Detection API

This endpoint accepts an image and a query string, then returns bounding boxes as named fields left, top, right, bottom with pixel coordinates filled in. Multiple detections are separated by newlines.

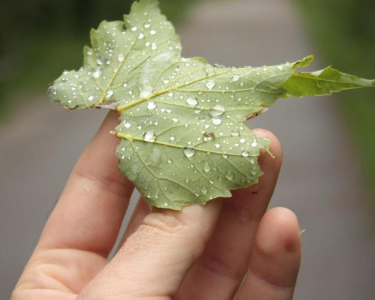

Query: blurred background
left=1, top=0, right=375, bottom=299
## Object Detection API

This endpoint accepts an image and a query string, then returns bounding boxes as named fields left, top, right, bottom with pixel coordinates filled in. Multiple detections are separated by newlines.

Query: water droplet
left=144, top=130, right=156, bottom=142
left=211, top=118, right=222, bottom=125
left=203, top=132, right=215, bottom=141
left=186, top=97, right=198, bottom=106
left=144, top=23, right=151, bottom=29
left=232, top=74, right=241, bottom=82
left=88, top=95, right=94, bottom=101
left=251, top=141, right=258, bottom=147
left=106, top=88, right=114, bottom=99
left=138, top=33, right=145, bottom=39
left=150, top=30, right=156, bottom=35
left=172, top=118, right=179, bottom=123
left=215, top=143, right=221, bottom=149
left=201, top=185, right=208, bottom=194
left=225, top=171, right=235, bottom=180
left=163, top=202, right=168, bottom=207
left=118, top=53, right=125, bottom=62
left=203, top=163, right=211, bottom=172
left=96, top=59, right=103, bottom=65
left=277, top=65, right=284, bottom=71
left=184, top=147, right=195, bottom=158
left=240, top=138, right=246, bottom=144
left=231, top=129, right=240, bottom=137
left=92, top=68, right=102, bottom=78
left=206, top=80, right=216, bottom=90
left=124, top=122, right=131, bottom=128
left=210, top=105, right=225, bottom=117
left=131, top=26, right=137, bottom=32
left=198, top=90, right=204, bottom=95
left=169, top=135, right=176, bottom=141
left=167, top=159, right=173, bottom=164
left=242, top=151, right=250, bottom=157
left=147, top=101, right=157, bottom=110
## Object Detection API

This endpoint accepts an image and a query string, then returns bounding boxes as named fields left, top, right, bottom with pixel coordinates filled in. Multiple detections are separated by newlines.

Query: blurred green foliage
left=0, top=0, right=195, bottom=116
left=293, top=0, right=375, bottom=200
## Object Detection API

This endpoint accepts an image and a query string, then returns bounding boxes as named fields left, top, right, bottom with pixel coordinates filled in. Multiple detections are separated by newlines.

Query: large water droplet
left=147, top=101, right=157, bottom=110
left=144, top=130, right=156, bottom=142
left=203, top=163, right=211, bottom=172
left=225, top=171, right=235, bottom=180
left=184, top=147, right=195, bottom=158
left=186, top=97, right=198, bottom=106
left=206, top=80, right=216, bottom=90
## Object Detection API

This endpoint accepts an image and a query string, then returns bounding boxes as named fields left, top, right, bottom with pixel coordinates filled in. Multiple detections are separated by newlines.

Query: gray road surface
left=1, top=0, right=375, bottom=299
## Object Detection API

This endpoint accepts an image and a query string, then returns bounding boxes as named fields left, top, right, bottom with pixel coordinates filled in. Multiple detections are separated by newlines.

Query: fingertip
left=253, top=128, right=283, bottom=171
left=251, top=207, right=301, bottom=288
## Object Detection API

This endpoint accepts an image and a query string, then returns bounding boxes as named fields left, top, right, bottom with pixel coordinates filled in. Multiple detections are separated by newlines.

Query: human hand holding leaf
left=48, top=0, right=375, bottom=210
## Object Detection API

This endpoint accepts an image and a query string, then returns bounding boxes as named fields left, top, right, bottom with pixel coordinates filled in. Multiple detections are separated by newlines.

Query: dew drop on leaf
left=147, top=101, right=157, bottom=110
left=183, top=147, right=195, bottom=158
left=186, top=97, right=198, bottom=106
left=203, top=162, right=211, bottom=172
left=201, top=186, right=208, bottom=194
left=144, top=130, right=156, bottom=142
left=206, top=80, right=216, bottom=90
left=203, top=132, right=215, bottom=141
left=225, top=171, right=235, bottom=180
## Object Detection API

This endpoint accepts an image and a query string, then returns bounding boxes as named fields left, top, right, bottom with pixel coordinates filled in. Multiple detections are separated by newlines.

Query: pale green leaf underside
left=48, top=0, right=375, bottom=210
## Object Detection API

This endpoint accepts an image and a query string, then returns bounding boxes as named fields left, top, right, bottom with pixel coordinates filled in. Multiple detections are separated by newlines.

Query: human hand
left=12, top=111, right=301, bottom=300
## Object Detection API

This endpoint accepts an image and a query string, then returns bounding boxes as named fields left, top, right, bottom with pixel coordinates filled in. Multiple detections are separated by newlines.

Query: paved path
left=1, top=0, right=375, bottom=298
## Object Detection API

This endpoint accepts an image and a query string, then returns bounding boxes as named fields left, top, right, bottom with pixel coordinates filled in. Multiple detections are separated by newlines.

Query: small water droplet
left=147, top=101, right=157, bottom=110
left=106, top=88, right=114, bottom=99
left=88, top=95, right=94, bottom=101
left=92, top=68, right=102, bottom=78
left=144, top=23, right=151, bottom=29
left=210, top=105, right=225, bottom=117
left=206, top=80, right=216, bottom=90
left=215, top=143, right=221, bottom=149
left=203, top=163, right=211, bottom=172
left=172, top=118, right=179, bottom=123
left=144, top=130, right=156, bottom=142
left=167, top=159, right=173, bottom=164
left=201, top=185, right=208, bottom=194
left=242, top=151, right=250, bottom=157
left=225, top=171, right=235, bottom=180
left=251, top=141, right=258, bottom=147
left=163, top=202, right=168, bottom=207
left=124, top=122, right=131, bottom=128
left=131, top=26, right=138, bottom=32
left=203, top=132, right=215, bottom=141
left=231, top=129, right=240, bottom=137
left=169, top=135, right=176, bottom=141
left=232, top=74, right=241, bottom=82
left=211, top=118, right=222, bottom=125
left=240, top=138, right=246, bottom=144
left=186, top=97, right=198, bottom=106
left=184, top=147, right=195, bottom=158
left=138, top=33, right=145, bottom=39
left=150, top=30, right=156, bottom=35
left=117, top=53, right=125, bottom=62
left=277, top=65, right=284, bottom=71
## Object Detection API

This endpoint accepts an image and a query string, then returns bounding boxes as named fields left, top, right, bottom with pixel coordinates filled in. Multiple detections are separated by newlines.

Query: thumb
left=77, top=200, right=222, bottom=300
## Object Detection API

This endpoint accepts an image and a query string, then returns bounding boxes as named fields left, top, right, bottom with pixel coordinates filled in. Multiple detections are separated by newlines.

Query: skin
left=11, top=111, right=301, bottom=300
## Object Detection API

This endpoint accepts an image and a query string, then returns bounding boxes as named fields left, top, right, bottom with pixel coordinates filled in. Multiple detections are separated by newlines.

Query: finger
left=77, top=201, right=223, bottom=299
left=236, top=207, right=301, bottom=300
left=38, top=110, right=134, bottom=257
left=176, top=129, right=283, bottom=300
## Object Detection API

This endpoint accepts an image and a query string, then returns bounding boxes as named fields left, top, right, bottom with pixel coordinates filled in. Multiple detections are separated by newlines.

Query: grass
left=293, top=0, right=375, bottom=201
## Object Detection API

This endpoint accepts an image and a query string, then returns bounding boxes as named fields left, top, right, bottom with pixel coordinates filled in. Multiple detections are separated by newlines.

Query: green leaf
left=48, top=0, right=375, bottom=210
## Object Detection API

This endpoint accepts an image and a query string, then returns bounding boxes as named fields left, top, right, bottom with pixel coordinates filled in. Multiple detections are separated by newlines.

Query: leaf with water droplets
left=48, top=0, right=375, bottom=210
